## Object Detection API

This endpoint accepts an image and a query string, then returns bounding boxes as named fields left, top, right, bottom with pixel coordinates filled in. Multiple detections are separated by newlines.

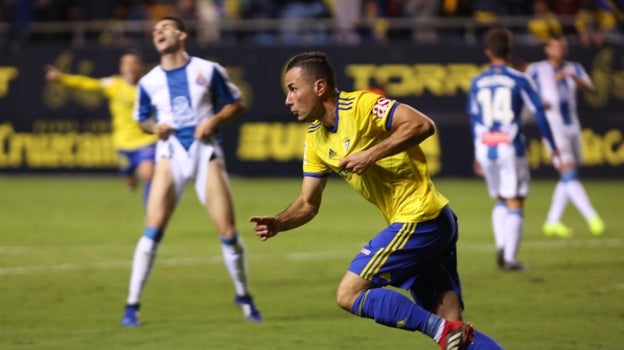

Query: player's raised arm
left=250, top=176, right=327, bottom=241
left=44, top=64, right=103, bottom=91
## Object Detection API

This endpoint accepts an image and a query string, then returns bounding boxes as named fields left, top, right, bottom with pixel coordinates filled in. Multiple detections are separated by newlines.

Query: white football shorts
left=544, top=126, right=583, bottom=168
left=155, top=136, right=224, bottom=206
left=477, top=155, right=530, bottom=199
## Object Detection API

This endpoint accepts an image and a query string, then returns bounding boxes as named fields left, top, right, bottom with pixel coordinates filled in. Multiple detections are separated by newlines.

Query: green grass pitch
left=0, top=175, right=622, bottom=349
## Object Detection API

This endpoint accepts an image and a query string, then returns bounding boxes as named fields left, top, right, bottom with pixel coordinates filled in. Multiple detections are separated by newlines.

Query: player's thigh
left=499, top=157, right=529, bottom=199
left=136, top=160, right=155, bottom=183
left=478, top=159, right=500, bottom=198
left=145, top=158, right=177, bottom=227
left=569, top=132, right=583, bottom=166
left=349, top=207, right=458, bottom=290
left=117, top=150, right=135, bottom=177
left=200, top=157, right=236, bottom=235
left=336, top=271, right=375, bottom=310
left=547, top=132, right=578, bottom=169
left=135, top=144, right=156, bottom=182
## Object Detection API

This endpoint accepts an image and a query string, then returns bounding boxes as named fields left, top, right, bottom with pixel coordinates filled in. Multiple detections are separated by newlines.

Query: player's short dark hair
left=484, top=27, right=514, bottom=61
left=546, top=33, right=566, bottom=44
left=121, top=48, right=144, bottom=62
left=284, top=51, right=337, bottom=89
left=158, top=16, right=188, bottom=33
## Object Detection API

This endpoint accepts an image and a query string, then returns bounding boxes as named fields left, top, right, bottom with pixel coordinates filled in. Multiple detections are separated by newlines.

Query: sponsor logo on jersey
left=481, top=131, right=511, bottom=145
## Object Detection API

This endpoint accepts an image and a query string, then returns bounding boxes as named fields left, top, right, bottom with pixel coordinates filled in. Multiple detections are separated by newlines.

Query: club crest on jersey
left=196, top=73, right=208, bottom=86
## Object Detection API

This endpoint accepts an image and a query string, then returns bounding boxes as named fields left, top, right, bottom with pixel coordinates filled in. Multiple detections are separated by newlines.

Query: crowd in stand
left=0, top=0, right=622, bottom=47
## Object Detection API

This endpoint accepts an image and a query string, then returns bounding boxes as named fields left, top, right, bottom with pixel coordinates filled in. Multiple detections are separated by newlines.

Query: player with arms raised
left=45, top=51, right=157, bottom=205
left=467, top=28, right=559, bottom=270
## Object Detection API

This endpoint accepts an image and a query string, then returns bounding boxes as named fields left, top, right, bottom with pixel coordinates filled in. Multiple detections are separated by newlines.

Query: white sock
left=221, top=234, right=249, bottom=296
left=504, top=210, right=523, bottom=264
left=127, top=236, right=158, bottom=305
left=492, top=202, right=507, bottom=250
left=564, top=180, right=597, bottom=221
left=546, top=181, right=568, bottom=224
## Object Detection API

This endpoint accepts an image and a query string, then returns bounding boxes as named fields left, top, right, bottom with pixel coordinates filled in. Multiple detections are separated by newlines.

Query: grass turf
left=0, top=176, right=622, bottom=349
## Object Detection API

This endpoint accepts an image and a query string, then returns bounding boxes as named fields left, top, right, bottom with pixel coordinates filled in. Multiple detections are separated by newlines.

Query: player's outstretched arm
left=44, top=65, right=61, bottom=82
left=250, top=176, right=327, bottom=241
left=44, top=64, right=103, bottom=92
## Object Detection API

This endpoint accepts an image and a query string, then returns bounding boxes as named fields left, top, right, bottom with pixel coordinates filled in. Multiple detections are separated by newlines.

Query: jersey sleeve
left=133, top=83, right=153, bottom=122
left=519, top=77, right=557, bottom=150
left=360, top=92, right=399, bottom=132
left=58, top=74, right=104, bottom=92
left=572, top=62, right=593, bottom=89
left=466, top=80, right=479, bottom=119
left=525, top=63, right=540, bottom=89
left=210, top=63, right=242, bottom=106
left=466, top=80, right=479, bottom=140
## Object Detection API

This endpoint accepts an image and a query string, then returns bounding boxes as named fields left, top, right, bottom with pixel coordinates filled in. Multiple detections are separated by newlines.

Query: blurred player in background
left=467, top=28, right=559, bottom=271
left=526, top=34, right=605, bottom=238
left=44, top=51, right=157, bottom=205
left=251, top=51, right=503, bottom=350
left=121, top=16, right=262, bottom=327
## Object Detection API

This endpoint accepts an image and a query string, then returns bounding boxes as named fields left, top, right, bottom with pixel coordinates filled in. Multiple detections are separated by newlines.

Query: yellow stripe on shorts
left=359, top=222, right=417, bottom=280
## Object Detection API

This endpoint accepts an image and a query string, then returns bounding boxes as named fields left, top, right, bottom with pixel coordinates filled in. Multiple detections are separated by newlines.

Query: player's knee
left=335, top=285, right=361, bottom=311
left=138, top=165, right=154, bottom=182
left=335, top=289, right=352, bottom=311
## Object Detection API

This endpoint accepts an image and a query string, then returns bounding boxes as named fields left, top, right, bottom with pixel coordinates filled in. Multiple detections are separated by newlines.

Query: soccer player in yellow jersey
left=44, top=51, right=157, bottom=204
left=250, top=52, right=503, bottom=350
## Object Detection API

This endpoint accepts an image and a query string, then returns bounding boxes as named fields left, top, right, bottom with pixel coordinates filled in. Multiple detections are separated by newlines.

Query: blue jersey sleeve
left=209, top=65, right=238, bottom=114
left=466, top=82, right=479, bottom=141
left=520, top=78, right=557, bottom=151
left=135, top=84, right=153, bottom=122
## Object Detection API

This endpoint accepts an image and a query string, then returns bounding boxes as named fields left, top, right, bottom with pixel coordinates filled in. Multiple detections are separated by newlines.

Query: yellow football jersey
left=303, top=90, right=449, bottom=224
left=59, top=74, right=157, bottom=151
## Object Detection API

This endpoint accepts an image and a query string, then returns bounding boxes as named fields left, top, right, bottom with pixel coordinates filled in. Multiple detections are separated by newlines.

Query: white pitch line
left=0, top=238, right=622, bottom=277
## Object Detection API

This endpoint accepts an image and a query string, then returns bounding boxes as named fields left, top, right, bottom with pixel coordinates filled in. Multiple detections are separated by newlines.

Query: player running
left=251, top=51, right=503, bottom=350
left=45, top=51, right=157, bottom=205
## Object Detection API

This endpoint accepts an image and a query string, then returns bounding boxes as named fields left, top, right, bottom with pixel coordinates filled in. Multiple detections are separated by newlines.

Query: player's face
left=119, top=54, right=143, bottom=84
left=152, top=20, right=184, bottom=54
left=545, top=39, right=567, bottom=62
left=284, top=67, right=322, bottom=123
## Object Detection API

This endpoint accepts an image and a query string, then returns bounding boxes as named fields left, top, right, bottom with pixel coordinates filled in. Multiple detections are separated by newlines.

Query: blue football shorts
left=117, top=144, right=156, bottom=176
left=348, top=205, right=463, bottom=310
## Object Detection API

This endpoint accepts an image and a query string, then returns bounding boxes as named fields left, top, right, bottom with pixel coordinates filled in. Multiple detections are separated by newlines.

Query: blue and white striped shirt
left=467, top=64, right=556, bottom=160
left=526, top=60, right=591, bottom=128
left=134, top=56, right=241, bottom=149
